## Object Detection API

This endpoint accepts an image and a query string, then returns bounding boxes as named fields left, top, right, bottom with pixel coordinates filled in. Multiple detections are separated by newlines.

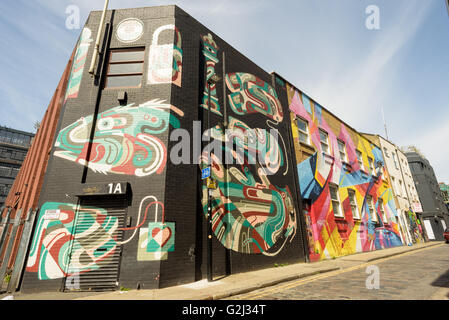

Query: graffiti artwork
left=65, top=27, right=93, bottom=101
left=26, top=202, right=119, bottom=280
left=200, top=33, right=222, bottom=116
left=54, top=100, right=184, bottom=177
left=287, top=83, right=402, bottom=261
left=133, top=196, right=175, bottom=261
left=148, top=25, right=183, bottom=87
left=199, top=71, right=296, bottom=256
left=226, top=73, right=284, bottom=123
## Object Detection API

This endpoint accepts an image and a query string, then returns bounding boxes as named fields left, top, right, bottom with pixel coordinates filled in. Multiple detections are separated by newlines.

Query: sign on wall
left=116, top=18, right=144, bottom=43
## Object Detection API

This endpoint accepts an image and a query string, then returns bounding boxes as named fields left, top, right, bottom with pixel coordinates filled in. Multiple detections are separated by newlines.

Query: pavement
left=1, top=241, right=444, bottom=300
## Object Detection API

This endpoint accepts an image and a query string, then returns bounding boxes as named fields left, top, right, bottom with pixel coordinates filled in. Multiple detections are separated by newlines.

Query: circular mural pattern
left=116, top=18, right=144, bottom=43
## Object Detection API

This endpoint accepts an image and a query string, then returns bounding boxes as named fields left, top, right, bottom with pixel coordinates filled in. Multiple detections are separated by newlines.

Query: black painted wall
left=21, top=5, right=307, bottom=293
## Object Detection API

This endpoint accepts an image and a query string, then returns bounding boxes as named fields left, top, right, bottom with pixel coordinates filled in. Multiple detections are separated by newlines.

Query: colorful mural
left=226, top=73, right=283, bottom=123
left=135, top=196, right=175, bottom=261
left=65, top=27, right=93, bottom=101
left=200, top=72, right=297, bottom=256
left=26, top=202, right=119, bottom=280
left=148, top=24, right=183, bottom=87
left=200, top=33, right=222, bottom=116
left=286, top=83, right=402, bottom=261
left=54, top=100, right=184, bottom=176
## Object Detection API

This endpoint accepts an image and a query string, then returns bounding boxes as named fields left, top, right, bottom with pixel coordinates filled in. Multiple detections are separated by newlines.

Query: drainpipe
left=89, top=0, right=110, bottom=76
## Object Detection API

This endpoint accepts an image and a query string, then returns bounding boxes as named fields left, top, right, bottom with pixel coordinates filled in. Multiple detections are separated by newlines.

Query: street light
left=206, top=73, right=220, bottom=282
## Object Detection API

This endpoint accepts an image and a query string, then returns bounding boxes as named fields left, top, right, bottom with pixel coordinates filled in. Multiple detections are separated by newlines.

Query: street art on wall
left=226, top=73, right=284, bottom=123
left=148, top=24, right=183, bottom=87
left=54, top=100, right=184, bottom=176
left=26, top=202, right=119, bottom=280
left=132, top=196, right=175, bottom=261
left=65, top=27, right=93, bottom=101
left=199, top=71, right=297, bottom=256
left=286, top=83, right=402, bottom=261
left=200, top=33, right=222, bottom=116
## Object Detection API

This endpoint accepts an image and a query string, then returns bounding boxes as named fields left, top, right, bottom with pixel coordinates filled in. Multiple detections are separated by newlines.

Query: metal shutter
left=64, top=197, right=126, bottom=292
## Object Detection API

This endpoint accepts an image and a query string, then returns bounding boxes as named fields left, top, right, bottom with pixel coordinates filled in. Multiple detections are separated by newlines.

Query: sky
left=0, top=0, right=448, bottom=182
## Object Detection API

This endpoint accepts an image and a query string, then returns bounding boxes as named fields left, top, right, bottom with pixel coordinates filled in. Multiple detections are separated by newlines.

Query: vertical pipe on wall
left=89, top=0, right=110, bottom=76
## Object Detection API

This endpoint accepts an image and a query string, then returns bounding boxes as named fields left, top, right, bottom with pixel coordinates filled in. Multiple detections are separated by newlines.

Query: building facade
left=18, top=5, right=308, bottom=293
left=276, top=76, right=403, bottom=262
left=0, top=127, right=34, bottom=208
left=403, top=146, right=449, bottom=240
left=439, top=183, right=449, bottom=212
left=362, top=134, right=426, bottom=245
left=3, top=5, right=423, bottom=294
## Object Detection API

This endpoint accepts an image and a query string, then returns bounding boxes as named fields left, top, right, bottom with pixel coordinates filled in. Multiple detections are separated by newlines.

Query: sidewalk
left=2, top=241, right=444, bottom=300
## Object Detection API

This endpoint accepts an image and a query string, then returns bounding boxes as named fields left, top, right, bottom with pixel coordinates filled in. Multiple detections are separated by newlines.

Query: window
left=348, top=189, right=360, bottom=219
left=378, top=199, right=387, bottom=223
left=392, top=153, right=399, bottom=170
left=296, top=117, right=310, bottom=145
left=367, top=196, right=378, bottom=222
left=329, top=184, right=343, bottom=218
left=356, top=150, right=364, bottom=171
left=319, top=129, right=330, bottom=154
left=368, top=157, right=376, bottom=176
left=105, top=48, right=145, bottom=89
left=383, top=147, right=389, bottom=158
left=337, top=139, right=347, bottom=162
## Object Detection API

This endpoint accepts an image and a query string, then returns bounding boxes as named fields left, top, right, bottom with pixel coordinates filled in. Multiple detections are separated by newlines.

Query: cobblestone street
left=230, top=244, right=449, bottom=300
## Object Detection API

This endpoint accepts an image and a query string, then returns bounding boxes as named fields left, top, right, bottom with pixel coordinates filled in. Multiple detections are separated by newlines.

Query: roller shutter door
left=64, top=197, right=126, bottom=292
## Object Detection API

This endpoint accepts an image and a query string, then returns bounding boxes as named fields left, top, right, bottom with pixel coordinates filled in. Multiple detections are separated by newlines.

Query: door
left=64, top=197, right=126, bottom=292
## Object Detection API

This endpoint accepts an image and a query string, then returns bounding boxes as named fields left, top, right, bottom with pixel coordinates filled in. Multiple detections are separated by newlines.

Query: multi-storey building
left=362, top=134, right=426, bottom=244
left=276, top=75, right=403, bottom=262
left=403, top=146, right=449, bottom=240
left=1, top=5, right=412, bottom=294
left=0, top=127, right=34, bottom=208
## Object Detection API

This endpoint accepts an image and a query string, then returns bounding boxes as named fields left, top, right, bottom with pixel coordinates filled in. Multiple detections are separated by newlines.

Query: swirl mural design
left=200, top=71, right=296, bottom=256
left=54, top=100, right=184, bottom=176
left=226, top=73, right=284, bottom=123
left=200, top=33, right=222, bottom=116
left=26, top=202, right=119, bottom=280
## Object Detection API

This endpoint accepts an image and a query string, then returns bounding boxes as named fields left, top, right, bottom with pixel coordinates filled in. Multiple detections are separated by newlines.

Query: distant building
left=439, top=182, right=449, bottom=211
left=403, top=146, right=449, bottom=240
left=0, top=126, right=34, bottom=208
left=362, top=134, right=426, bottom=245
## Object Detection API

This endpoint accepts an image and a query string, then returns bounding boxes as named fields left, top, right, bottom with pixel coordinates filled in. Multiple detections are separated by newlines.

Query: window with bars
left=105, top=48, right=145, bottom=89
left=319, top=129, right=330, bottom=154
left=329, top=184, right=343, bottom=218
left=348, top=189, right=360, bottom=219
left=296, top=117, right=310, bottom=145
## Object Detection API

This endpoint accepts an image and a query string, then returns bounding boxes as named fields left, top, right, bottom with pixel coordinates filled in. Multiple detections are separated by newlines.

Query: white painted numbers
left=365, top=265, right=380, bottom=289
left=65, top=5, right=80, bottom=30
left=365, top=5, right=380, bottom=30
left=108, top=182, right=123, bottom=194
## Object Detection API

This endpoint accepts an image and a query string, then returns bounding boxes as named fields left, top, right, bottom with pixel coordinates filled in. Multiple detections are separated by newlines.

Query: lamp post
left=206, top=73, right=220, bottom=282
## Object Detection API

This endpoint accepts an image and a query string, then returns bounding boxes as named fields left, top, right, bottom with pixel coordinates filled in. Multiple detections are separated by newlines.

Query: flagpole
left=89, top=0, right=110, bottom=75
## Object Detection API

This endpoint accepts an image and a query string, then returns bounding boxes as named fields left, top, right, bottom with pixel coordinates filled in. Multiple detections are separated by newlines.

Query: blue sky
left=0, top=0, right=448, bottom=182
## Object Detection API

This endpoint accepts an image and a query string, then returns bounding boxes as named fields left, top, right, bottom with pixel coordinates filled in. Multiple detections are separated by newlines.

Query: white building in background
left=363, top=134, right=425, bottom=245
